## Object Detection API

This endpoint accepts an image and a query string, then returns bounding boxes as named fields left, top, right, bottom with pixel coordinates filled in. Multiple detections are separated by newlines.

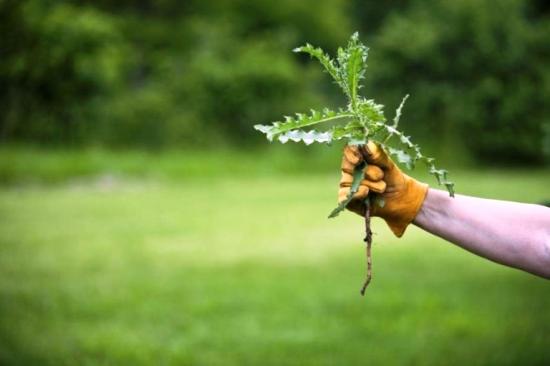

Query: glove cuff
left=385, top=177, right=429, bottom=237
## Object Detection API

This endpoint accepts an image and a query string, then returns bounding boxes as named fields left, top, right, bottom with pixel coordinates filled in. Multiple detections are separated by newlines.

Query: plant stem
left=270, top=113, right=354, bottom=135
left=357, top=143, right=373, bottom=295
left=360, top=199, right=373, bottom=295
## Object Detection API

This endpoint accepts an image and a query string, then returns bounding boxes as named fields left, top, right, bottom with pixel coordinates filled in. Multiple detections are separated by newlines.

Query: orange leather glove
left=338, top=142, right=429, bottom=237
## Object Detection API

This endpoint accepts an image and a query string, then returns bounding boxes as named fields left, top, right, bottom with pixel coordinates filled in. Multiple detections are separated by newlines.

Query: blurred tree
left=362, top=0, right=550, bottom=164
left=0, top=0, right=128, bottom=144
left=1, top=0, right=548, bottom=163
left=0, top=0, right=351, bottom=148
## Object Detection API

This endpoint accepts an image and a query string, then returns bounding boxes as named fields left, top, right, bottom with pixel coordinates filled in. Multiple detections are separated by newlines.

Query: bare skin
left=413, top=189, right=550, bottom=279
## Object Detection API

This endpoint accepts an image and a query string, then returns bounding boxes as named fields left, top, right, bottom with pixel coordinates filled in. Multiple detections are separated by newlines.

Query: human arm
left=414, top=188, right=550, bottom=279
left=339, top=143, right=550, bottom=279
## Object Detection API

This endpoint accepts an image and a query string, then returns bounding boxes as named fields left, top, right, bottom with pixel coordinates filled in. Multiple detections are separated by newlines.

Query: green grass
left=0, top=144, right=346, bottom=184
left=0, top=142, right=477, bottom=185
left=0, top=151, right=549, bottom=365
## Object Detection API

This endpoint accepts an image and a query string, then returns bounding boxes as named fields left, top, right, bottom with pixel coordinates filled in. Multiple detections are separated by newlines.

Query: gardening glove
left=338, top=142, right=428, bottom=237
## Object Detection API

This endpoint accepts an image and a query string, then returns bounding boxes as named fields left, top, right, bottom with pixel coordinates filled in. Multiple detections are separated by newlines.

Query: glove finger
left=338, top=187, right=350, bottom=203
left=341, top=158, right=357, bottom=174
left=361, top=179, right=386, bottom=194
left=343, top=145, right=362, bottom=165
left=353, top=185, right=369, bottom=200
left=361, top=141, right=393, bottom=170
left=338, top=185, right=370, bottom=202
left=341, top=166, right=385, bottom=185
left=342, top=145, right=363, bottom=174
left=339, top=186, right=369, bottom=216
left=339, top=171, right=354, bottom=187
left=363, top=165, right=384, bottom=181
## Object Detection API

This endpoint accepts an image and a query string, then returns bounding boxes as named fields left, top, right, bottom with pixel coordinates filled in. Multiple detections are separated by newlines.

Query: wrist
left=413, top=188, right=451, bottom=228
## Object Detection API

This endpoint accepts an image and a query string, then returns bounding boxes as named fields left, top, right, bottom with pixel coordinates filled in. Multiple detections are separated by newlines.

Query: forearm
left=413, top=189, right=550, bottom=279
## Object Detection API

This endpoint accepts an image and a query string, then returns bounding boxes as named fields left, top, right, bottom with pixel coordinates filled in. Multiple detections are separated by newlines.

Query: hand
left=338, top=141, right=428, bottom=237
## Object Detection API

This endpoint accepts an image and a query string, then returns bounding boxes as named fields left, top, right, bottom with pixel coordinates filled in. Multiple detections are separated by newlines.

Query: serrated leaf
left=276, top=129, right=333, bottom=145
left=293, top=43, right=340, bottom=83
left=348, top=135, right=367, bottom=145
left=357, top=98, right=386, bottom=125
left=445, top=182, right=455, bottom=197
left=336, top=32, right=369, bottom=107
left=399, top=134, right=414, bottom=149
left=254, top=108, right=353, bottom=143
left=387, top=147, right=414, bottom=169
left=328, top=160, right=366, bottom=218
left=392, top=94, right=409, bottom=129
left=380, top=125, right=455, bottom=196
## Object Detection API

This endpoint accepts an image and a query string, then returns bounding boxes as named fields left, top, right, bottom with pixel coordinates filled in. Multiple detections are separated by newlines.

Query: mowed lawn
left=0, top=167, right=549, bottom=365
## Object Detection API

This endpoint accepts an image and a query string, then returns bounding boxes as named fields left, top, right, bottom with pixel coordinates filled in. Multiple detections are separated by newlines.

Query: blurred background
left=1, top=0, right=549, bottom=365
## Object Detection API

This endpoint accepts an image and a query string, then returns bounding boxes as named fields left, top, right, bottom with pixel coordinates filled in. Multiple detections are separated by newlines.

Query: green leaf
left=445, top=182, right=455, bottom=197
left=337, top=32, right=369, bottom=107
left=254, top=108, right=352, bottom=142
left=277, top=129, right=333, bottom=145
left=356, top=98, right=386, bottom=125
left=387, top=147, right=414, bottom=170
left=328, top=160, right=366, bottom=218
left=293, top=43, right=340, bottom=83
left=392, top=94, right=409, bottom=129
left=380, top=124, right=455, bottom=197
left=429, top=167, right=455, bottom=197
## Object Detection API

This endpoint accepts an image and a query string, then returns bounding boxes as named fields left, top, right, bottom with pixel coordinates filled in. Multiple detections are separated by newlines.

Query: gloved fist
left=338, top=141, right=429, bottom=237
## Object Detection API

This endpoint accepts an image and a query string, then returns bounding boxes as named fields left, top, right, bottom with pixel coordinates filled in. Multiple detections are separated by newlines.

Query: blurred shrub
left=0, top=0, right=351, bottom=148
left=0, top=0, right=129, bottom=144
left=365, top=0, right=550, bottom=164
left=1, top=0, right=548, bottom=164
